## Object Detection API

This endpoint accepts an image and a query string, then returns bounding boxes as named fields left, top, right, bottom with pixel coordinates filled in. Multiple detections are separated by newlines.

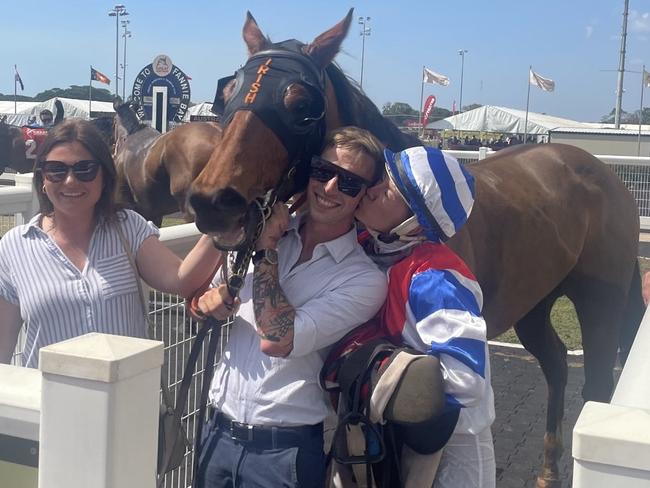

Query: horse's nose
left=188, top=187, right=248, bottom=233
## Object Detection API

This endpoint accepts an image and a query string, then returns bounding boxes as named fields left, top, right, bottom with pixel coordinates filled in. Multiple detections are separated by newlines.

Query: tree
left=600, top=107, right=635, bottom=124
left=463, top=103, right=482, bottom=112
left=35, top=85, right=113, bottom=102
left=382, top=102, right=419, bottom=127
left=382, top=102, right=418, bottom=116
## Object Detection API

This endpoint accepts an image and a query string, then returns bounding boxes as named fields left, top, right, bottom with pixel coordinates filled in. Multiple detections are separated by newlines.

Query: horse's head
left=187, top=10, right=353, bottom=249
left=112, top=98, right=144, bottom=157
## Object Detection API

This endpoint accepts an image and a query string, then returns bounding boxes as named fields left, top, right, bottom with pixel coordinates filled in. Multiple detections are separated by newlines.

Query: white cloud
left=629, top=10, right=650, bottom=33
left=586, top=25, right=594, bottom=38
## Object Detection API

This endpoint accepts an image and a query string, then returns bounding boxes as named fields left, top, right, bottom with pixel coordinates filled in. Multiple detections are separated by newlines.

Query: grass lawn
left=494, top=257, right=650, bottom=350
left=161, top=215, right=187, bottom=227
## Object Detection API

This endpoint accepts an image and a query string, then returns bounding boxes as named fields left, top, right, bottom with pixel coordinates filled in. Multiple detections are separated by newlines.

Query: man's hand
left=197, top=284, right=241, bottom=321
left=643, top=271, right=650, bottom=306
left=256, top=203, right=290, bottom=250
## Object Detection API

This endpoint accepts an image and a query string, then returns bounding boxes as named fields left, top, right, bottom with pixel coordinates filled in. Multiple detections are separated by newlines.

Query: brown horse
left=0, top=116, right=43, bottom=174
left=187, top=11, right=644, bottom=487
left=112, top=101, right=223, bottom=225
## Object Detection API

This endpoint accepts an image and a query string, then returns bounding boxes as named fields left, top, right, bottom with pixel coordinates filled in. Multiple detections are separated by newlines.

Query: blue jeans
left=196, top=416, right=326, bottom=488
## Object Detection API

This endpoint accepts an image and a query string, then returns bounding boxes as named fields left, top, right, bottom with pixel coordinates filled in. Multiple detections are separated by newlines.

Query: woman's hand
left=197, top=284, right=241, bottom=321
left=256, top=203, right=289, bottom=250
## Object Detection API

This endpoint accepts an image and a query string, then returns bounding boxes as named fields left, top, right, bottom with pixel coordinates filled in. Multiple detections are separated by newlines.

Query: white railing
left=572, top=306, right=650, bottom=486
left=0, top=333, right=163, bottom=488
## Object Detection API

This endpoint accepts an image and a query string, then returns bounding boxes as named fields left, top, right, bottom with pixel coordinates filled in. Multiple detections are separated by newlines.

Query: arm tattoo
left=253, top=262, right=295, bottom=345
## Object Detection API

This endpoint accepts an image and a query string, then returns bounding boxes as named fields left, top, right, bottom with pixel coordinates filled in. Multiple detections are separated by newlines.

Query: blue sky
left=2, top=0, right=649, bottom=122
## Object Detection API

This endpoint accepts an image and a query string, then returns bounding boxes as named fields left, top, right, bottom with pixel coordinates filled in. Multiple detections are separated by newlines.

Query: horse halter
left=209, top=40, right=329, bottom=292
left=213, top=39, right=327, bottom=203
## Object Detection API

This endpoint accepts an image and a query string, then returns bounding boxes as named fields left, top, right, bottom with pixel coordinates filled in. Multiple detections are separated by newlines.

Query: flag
left=423, top=67, right=450, bottom=86
left=644, top=69, right=650, bottom=88
left=421, top=95, right=437, bottom=126
left=14, top=65, right=24, bottom=91
left=91, top=67, right=111, bottom=85
left=529, top=69, right=555, bottom=92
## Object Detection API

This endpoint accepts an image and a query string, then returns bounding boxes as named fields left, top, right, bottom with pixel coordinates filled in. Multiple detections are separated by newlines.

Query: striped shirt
left=0, top=209, right=158, bottom=368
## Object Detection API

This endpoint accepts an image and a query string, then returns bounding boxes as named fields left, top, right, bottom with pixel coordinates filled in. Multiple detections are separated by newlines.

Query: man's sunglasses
left=39, top=160, right=101, bottom=183
left=310, top=155, right=373, bottom=197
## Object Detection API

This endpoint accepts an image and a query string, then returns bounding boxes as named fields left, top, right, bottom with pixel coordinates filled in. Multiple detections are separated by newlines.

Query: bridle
left=210, top=39, right=329, bottom=297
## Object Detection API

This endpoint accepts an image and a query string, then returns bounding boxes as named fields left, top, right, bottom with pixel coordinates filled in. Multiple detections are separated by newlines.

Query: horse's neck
left=325, top=68, right=419, bottom=151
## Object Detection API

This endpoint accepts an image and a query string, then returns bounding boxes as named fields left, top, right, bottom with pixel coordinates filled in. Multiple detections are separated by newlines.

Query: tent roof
left=1, top=97, right=115, bottom=125
left=183, top=102, right=215, bottom=121
left=426, top=105, right=589, bottom=134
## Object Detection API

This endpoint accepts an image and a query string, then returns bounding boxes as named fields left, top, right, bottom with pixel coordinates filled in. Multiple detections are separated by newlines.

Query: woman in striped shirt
left=0, top=119, right=221, bottom=368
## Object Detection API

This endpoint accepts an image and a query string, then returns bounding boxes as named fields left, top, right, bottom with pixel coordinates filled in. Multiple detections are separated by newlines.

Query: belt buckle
left=231, top=421, right=254, bottom=442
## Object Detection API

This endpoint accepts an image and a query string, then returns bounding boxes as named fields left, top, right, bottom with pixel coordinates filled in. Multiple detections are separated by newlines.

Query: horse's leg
left=567, top=276, right=625, bottom=403
left=514, top=295, right=567, bottom=488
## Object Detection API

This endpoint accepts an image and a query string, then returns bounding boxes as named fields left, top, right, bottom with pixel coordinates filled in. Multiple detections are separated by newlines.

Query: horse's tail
left=619, top=260, right=645, bottom=365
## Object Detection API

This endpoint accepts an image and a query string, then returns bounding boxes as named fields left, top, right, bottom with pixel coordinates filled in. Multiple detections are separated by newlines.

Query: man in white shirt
left=196, top=127, right=388, bottom=488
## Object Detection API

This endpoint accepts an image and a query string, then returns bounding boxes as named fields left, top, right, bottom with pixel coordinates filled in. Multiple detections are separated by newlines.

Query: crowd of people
left=0, top=119, right=496, bottom=487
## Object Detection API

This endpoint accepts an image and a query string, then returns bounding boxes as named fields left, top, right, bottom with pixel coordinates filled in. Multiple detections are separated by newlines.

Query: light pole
left=358, top=16, right=371, bottom=89
left=458, top=49, right=468, bottom=113
left=121, top=20, right=131, bottom=101
left=108, top=4, right=128, bottom=98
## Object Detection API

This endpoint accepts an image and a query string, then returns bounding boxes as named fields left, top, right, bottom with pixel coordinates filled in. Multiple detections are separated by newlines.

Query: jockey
left=324, top=146, right=495, bottom=488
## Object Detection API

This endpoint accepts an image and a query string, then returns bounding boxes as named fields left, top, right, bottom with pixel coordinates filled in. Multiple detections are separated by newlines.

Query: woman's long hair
left=33, top=118, right=121, bottom=223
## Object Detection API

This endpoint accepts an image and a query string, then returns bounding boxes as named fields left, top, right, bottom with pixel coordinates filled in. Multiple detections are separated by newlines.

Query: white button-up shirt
left=0, top=210, right=158, bottom=368
left=209, top=215, right=387, bottom=426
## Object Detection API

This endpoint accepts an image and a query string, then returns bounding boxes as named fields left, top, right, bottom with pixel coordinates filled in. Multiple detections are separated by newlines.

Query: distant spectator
left=39, top=109, right=54, bottom=128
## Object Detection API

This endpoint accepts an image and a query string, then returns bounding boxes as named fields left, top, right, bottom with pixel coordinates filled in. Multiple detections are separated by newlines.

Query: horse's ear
left=113, top=97, right=123, bottom=111
left=243, top=11, right=271, bottom=55
left=304, top=9, right=353, bottom=69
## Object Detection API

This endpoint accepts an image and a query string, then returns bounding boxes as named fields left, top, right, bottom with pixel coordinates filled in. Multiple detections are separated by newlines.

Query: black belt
left=208, top=407, right=323, bottom=449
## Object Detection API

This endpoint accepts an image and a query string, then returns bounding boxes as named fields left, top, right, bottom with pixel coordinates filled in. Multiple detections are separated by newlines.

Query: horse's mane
left=325, top=63, right=421, bottom=152
left=90, top=116, right=115, bottom=145
left=116, top=103, right=147, bottom=135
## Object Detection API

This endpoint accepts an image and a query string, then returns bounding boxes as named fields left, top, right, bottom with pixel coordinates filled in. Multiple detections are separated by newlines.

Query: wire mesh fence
left=148, top=290, right=232, bottom=488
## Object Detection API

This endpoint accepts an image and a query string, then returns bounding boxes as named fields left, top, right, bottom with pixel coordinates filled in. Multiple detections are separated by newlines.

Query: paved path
left=490, top=344, right=621, bottom=488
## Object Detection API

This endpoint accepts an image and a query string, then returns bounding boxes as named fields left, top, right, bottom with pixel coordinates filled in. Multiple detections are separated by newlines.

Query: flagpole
left=14, top=71, right=17, bottom=114
left=419, top=66, right=425, bottom=139
left=524, top=66, right=532, bottom=144
left=89, top=67, right=93, bottom=119
left=638, top=64, right=645, bottom=157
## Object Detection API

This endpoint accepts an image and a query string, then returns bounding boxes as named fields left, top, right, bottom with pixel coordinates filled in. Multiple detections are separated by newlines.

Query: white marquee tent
left=0, top=97, right=114, bottom=126
left=183, top=102, right=216, bottom=121
left=426, top=105, right=590, bottom=134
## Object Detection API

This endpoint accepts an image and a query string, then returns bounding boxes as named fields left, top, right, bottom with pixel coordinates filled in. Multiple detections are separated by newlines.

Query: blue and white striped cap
left=384, top=146, right=475, bottom=241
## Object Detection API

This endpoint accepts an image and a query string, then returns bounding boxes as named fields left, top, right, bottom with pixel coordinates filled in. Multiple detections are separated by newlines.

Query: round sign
left=131, top=54, right=191, bottom=124
left=152, top=55, right=173, bottom=77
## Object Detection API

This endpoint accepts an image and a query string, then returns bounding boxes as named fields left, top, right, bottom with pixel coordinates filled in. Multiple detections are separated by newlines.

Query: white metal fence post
left=38, top=333, right=163, bottom=488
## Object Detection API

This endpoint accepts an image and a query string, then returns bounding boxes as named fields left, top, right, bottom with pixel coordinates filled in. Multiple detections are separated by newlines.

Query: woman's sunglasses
left=39, top=160, right=101, bottom=183
left=310, top=155, right=372, bottom=197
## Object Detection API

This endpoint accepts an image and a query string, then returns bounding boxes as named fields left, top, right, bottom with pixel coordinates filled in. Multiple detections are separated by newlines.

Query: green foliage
left=599, top=107, right=650, bottom=124
left=382, top=102, right=418, bottom=116
left=35, top=85, right=113, bottom=102
left=463, top=103, right=482, bottom=112
left=0, top=93, right=33, bottom=101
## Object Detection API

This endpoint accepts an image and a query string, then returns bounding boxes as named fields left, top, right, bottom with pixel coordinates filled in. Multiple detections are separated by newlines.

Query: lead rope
left=189, top=189, right=307, bottom=487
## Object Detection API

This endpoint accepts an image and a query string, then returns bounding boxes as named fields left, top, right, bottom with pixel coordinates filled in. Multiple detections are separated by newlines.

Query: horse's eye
left=284, top=84, right=316, bottom=119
